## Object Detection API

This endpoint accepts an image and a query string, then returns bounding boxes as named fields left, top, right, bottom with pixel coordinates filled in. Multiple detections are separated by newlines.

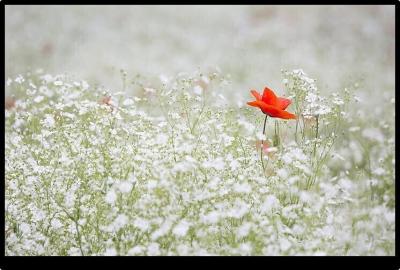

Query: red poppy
left=247, top=86, right=296, bottom=120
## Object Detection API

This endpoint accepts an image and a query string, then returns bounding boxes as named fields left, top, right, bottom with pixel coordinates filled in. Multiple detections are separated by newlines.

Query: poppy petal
left=275, top=110, right=296, bottom=119
left=247, top=101, right=262, bottom=108
left=256, top=101, right=296, bottom=119
left=277, top=97, right=291, bottom=110
left=262, top=86, right=279, bottom=106
left=250, top=90, right=262, bottom=101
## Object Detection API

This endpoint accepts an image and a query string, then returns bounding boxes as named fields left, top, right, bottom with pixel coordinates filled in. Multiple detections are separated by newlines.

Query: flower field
left=5, top=5, right=395, bottom=256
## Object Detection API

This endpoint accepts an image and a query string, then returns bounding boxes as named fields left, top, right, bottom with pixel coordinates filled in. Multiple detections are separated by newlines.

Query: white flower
left=104, top=248, right=117, bottom=256
left=159, top=74, right=169, bottom=84
left=332, top=97, right=344, bottom=105
left=237, top=223, right=252, bottom=238
left=193, top=85, right=203, bottom=95
left=239, top=243, right=252, bottom=255
left=362, top=128, right=384, bottom=143
left=122, top=98, right=134, bottom=106
left=238, top=119, right=255, bottom=135
left=68, top=247, right=82, bottom=256
left=26, top=176, right=38, bottom=185
left=261, top=195, right=279, bottom=213
left=299, top=191, right=312, bottom=204
left=112, top=214, right=128, bottom=231
left=156, top=134, right=168, bottom=145
left=15, top=75, right=25, bottom=84
left=349, top=126, right=360, bottom=132
left=20, top=223, right=31, bottom=234
left=256, top=132, right=267, bottom=141
left=202, top=158, right=225, bottom=170
left=172, top=220, right=190, bottom=237
left=128, top=246, right=144, bottom=255
left=281, top=154, right=292, bottom=164
left=338, top=178, right=353, bottom=192
left=118, top=181, right=133, bottom=193
left=81, top=81, right=89, bottom=90
left=147, top=180, right=158, bottom=190
left=233, top=183, right=251, bottom=193
left=276, top=168, right=288, bottom=179
left=176, top=244, right=190, bottom=255
left=151, top=220, right=173, bottom=240
left=280, top=238, right=292, bottom=252
left=384, top=211, right=395, bottom=224
left=373, top=167, right=386, bottom=176
left=42, top=114, right=55, bottom=128
left=157, top=121, right=167, bottom=128
left=51, top=218, right=63, bottom=230
left=202, top=211, right=220, bottom=224
left=105, top=190, right=117, bottom=204
left=64, top=192, right=75, bottom=208
left=144, top=87, right=156, bottom=94
left=42, top=74, right=53, bottom=82
left=133, top=218, right=150, bottom=231
left=147, top=243, right=160, bottom=256
left=230, top=160, right=240, bottom=170
left=34, top=95, right=44, bottom=103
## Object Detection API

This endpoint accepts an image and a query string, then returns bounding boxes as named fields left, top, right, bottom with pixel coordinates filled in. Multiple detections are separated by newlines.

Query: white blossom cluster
left=282, top=69, right=332, bottom=119
left=5, top=70, right=394, bottom=256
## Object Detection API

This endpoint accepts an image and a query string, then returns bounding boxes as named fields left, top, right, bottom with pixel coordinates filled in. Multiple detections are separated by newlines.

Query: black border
left=1, top=2, right=399, bottom=269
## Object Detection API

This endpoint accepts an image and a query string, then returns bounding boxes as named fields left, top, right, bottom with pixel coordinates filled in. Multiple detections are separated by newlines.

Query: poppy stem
left=261, top=115, right=268, bottom=173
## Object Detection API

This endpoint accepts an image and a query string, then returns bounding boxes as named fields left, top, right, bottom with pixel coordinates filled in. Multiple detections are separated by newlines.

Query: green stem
left=261, top=115, right=268, bottom=173
left=313, top=115, right=319, bottom=160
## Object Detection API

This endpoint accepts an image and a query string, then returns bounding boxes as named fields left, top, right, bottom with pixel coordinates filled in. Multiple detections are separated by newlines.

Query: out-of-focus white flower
left=42, top=114, right=55, bottom=128
left=193, top=85, right=203, bottom=95
left=128, top=246, right=144, bottom=255
left=112, top=214, right=128, bottom=231
left=234, top=182, right=252, bottom=193
left=34, top=95, right=44, bottom=103
left=239, top=243, right=252, bottom=255
left=51, top=218, right=63, bottom=230
left=237, top=223, right=252, bottom=238
left=279, top=238, right=292, bottom=252
left=122, top=98, right=134, bottom=106
left=105, top=190, right=117, bottom=204
left=147, top=243, right=161, bottom=256
left=118, top=181, right=133, bottom=193
left=172, top=220, right=191, bottom=237
left=134, top=218, right=150, bottom=231
left=104, top=248, right=117, bottom=256
left=261, top=195, right=279, bottom=213
left=362, top=128, right=384, bottom=143
left=202, top=211, right=220, bottom=224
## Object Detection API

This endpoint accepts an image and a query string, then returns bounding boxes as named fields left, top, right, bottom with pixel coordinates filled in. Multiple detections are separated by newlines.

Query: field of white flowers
left=5, top=5, right=395, bottom=256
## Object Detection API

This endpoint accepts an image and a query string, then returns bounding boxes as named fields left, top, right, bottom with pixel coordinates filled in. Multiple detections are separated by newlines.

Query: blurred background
left=5, top=5, right=395, bottom=100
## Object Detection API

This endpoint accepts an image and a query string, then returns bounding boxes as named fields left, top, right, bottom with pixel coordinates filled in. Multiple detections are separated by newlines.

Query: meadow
left=5, top=5, right=395, bottom=255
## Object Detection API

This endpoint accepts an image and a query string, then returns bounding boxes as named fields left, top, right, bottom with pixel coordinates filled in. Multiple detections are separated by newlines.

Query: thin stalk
left=313, top=115, right=319, bottom=160
left=274, top=121, right=280, bottom=147
left=366, top=149, right=374, bottom=201
left=261, top=115, right=268, bottom=173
